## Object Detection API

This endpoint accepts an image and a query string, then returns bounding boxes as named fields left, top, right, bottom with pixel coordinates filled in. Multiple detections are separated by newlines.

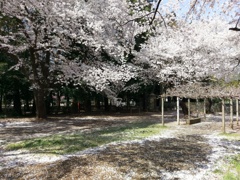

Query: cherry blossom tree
left=0, top=0, right=239, bottom=119
left=0, top=0, right=153, bottom=119
left=149, top=0, right=239, bottom=23
left=121, top=0, right=240, bottom=93
left=133, top=17, right=240, bottom=87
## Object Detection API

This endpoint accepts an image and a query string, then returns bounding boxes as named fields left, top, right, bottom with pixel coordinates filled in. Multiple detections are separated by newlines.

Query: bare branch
left=229, top=17, right=240, bottom=31
left=157, top=11, right=167, bottom=29
left=187, top=0, right=198, bottom=15
left=121, top=12, right=154, bottom=26
left=149, top=0, right=163, bottom=25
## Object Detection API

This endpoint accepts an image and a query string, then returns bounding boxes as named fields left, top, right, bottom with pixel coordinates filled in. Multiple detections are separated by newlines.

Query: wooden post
left=161, top=96, right=164, bottom=126
left=188, top=98, right=191, bottom=120
left=236, top=99, right=239, bottom=126
left=177, top=97, right=180, bottom=125
left=222, top=98, right=226, bottom=133
left=230, top=98, right=233, bottom=129
left=196, top=98, right=199, bottom=117
left=203, top=98, right=206, bottom=120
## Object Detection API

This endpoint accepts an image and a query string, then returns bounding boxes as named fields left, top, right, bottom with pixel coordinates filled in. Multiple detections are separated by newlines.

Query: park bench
left=186, top=117, right=201, bottom=125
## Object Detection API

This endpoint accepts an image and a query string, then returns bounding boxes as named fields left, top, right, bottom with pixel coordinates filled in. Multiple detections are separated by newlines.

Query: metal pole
left=222, top=98, right=226, bottom=133
left=177, top=97, right=180, bottom=125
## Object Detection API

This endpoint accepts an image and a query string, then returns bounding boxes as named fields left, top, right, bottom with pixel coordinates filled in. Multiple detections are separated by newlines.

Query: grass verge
left=5, top=121, right=167, bottom=154
left=223, top=154, right=240, bottom=180
left=216, top=133, right=240, bottom=179
left=220, top=133, right=240, bottom=141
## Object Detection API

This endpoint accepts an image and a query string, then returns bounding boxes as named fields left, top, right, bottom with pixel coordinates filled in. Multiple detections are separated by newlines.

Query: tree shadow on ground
left=0, top=135, right=212, bottom=179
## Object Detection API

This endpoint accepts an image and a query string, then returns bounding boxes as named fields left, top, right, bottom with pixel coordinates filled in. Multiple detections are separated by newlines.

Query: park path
left=0, top=113, right=240, bottom=179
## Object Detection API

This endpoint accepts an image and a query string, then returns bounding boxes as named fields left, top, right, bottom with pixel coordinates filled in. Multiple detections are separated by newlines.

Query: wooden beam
left=196, top=98, right=199, bottom=117
left=186, top=117, right=201, bottom=125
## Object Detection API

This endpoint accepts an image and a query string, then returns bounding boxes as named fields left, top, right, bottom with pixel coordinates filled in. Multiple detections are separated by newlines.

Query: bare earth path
left=0, top=113, right=240, bottom=179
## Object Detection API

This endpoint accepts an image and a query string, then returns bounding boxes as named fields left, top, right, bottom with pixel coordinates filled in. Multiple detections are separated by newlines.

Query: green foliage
left=224, top=173, right=238, bottom=180
left=210, top=76, right=240, bottom=89
left=0, top=13, right=24, bottom=45
left=213, top=168, right=223, bottom=174
left=213, top=134, right=240, bottom=180
left=0, top=62, right=8, bottom=72
left=0, top=14, right=17, bottom=35
left=6, top=121, right=167, bottom=154
left=223, top=154, right=240, bottom=180
left=220, top=133, right=240, bottom=141
left=226, top=80, right=240, bottom=88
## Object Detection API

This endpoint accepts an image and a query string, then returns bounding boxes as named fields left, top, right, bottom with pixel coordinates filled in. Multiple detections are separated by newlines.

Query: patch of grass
left=213, top=169, right=223, bottom=174
left=6, top=121, right=167, bottom=154
left=224, top=172, right=238, bottom=180
left=223, top=154, right=240, bottom=180
left=220, top=133, right=240, bottom=141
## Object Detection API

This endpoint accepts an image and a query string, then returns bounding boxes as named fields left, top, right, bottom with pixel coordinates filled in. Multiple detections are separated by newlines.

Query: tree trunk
left=104, top=97, right=109, bottom=112
left=32, top=99, right=36, bottom=115
left=0, top=93, right=3, bottom=113
left=66, top=94, right=70, bottom=114
left=29, top=48, right=49, bottom=120
left=206, top=98, right=212, bottom=113
left=96, top=98, right=101, bottom=110
left=180, top=100, right=188, bottom=116
left=71, top=99, right=78, bottom=113
left=13, top=88, right=22, bottom=116
left=85, top=98, right=92, bottom=113
left=56, top=91, right=61, bottom=114
left=142, top=92, right=146, bottom=111
left=34, top=88, right=47, bottom=120
left=46, top=91, right=53, bottom=115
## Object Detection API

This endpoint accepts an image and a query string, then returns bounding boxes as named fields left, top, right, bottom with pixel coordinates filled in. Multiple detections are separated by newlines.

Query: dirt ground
left=0, top=112, right=240, bottom=179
